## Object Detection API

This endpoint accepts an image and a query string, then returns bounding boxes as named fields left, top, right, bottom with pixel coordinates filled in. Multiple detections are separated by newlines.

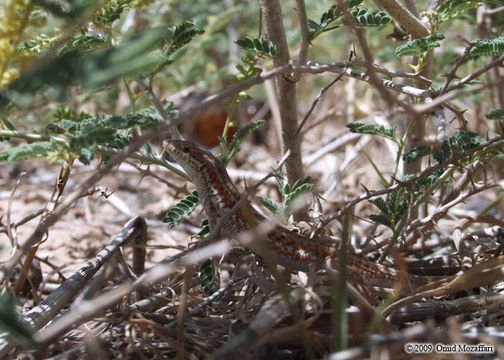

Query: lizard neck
left=196, top=160, right=242, bottom=228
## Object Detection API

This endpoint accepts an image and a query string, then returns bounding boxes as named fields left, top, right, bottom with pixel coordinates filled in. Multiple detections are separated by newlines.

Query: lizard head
left=164, top=139, right=219, bottom=181
left=164, top=139, right=240, bottom=220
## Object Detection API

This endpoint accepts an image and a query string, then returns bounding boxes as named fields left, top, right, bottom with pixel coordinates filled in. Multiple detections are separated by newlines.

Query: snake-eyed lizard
left=164, top=139, right=430, bottom=293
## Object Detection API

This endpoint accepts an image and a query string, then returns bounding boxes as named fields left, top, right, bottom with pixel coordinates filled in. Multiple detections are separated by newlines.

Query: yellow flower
left=0, top=0, right=33, bottom=89
left=0, top=68, right=20, bottom=89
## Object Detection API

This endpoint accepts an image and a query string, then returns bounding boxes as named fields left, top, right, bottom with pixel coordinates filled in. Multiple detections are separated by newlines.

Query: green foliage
left=395, top=34, right=445, bottom=58
left=436, top=0, right=483, bottom=22
left=259, top=170, right=313, bottom=218
left=450, top=131, right=485, bottom=152
left=47, top=108, right=167, bottom=134
left=402, top=131, right=499, bottom=193
left=1, top=119, right=15, bottom=131
left=199, top=260, right=218, bottom=295
left=51, top=105, right=172, bottom=164
left=56, top=34, right=107, bottom=56
left=403, top=145, right=432, bottom=164
left=0, top=295, right=39, bottom=349
left=0, top=104, right=172, bottom=165
left=235, top=37, right=277, bottom=58
left=51, top=107, right=92, bottom=123
left=219, top=47, right=266, bottom=165
left=403, top=131, right=486, bottom=167
left=346, top=122, right=397, bottom=143
left=17, top=33, right=59, bottom=54
left=414, top=168, right=447, bottom=190
left=7, top=28, right=169, bottom=97
left=33, top=0, right=98, bottom=18
left=234, top=53, right=262, bottom=82
left=163, top=21, right=205, bottom=58
left=351, top=9, right=390, bottom=27
left=433, top=140, right=451, bottom=164
left=307, top=5, right=341, bottom=36
left=151, top=21, right=205, bottom=80
left=163, top=191, right=200, bottom=228
left=0, top=119, right=15, bottom=141
left=198, top=219, right=210, bottom=237
left=308, top=1, right=389, bottom=40
left=470, top=37, right=504, bottom=57
left=485, top=109, right=504, bottom=120
left=0, top=141, right=57, bottom=162
left=258, top=196, right=281, bottom=214
left=409, top=140, right=452, bottom=190
left=220, top=119, right=265, bottom=165
left=93, top=0, right=131, bottom=27
left=369, top=188, right=409, bottom=232
left=284, top=176, right=313, bottom=212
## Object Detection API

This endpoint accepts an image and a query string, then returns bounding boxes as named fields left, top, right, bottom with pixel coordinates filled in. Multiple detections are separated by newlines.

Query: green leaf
left=0, top=142, right=57, bottom=162
left=235, top=37, right=277, bottom=57
left=162, top=21, right=205, bottom=58
left=0, top=295, right=39, bottom=349
left=198, top=219, right=210, bottom=237
left=226, top=119, right=265, bottom=162
left=388, top=188, right=408, bottom=222
left=258, top=196, right=282, bottom=215
left=403, top=145, right=432, bottom=164
left=348, top=0, right=364, bottom=7
left=84, top=28, right=170, bottom=88
left=93, top=0, right=130, bottom=26
left=17, top=33, right=58, bottom=54
left=78, top=147, right=95, bottom=165
left=369, top=189, right=409, bottom=230
left=274, top=168, right=285, bottom=194
left=46, top=105, right=173, bottom=157
left=2, top=119, right=15, bottom=131
left=369, top=197, right=389, bottom=216
left=433, top=140, right=451, bottom=164
left=352, top=10, right=391, bottom=26
left=395, top=34, right=445, bottom=57
left=369, top=214, right=392, bottom=228
left=450, top=131, right=485, bottom=152
left=346, top=122, right=396, bottom=141
left=307, top=19, right=321, bottom=31
left=199, top=260, right=218, bottom=295
left=69, top=128, right=116, bottom=151
left=284, top=182, right=313, bottom=212
left=283, top=183, right=291, bottom=196
left=320, top=6, right=341, bottom=27
left=33, top=0, right=97, bottom=18
left=437, top=0, right=483, bottom=22
left=113, top=133, right=132, bottom=149
left=470, top=37, right=504, bottom=57
left=485, top=109, right=504, bottom=120
left=10, top=28, right=170, bottom=94
left=163, top=191, right=200, bottom=228
left=57, top=34, right=106, bottom=56
left=292, top=176, right=312, bottom=192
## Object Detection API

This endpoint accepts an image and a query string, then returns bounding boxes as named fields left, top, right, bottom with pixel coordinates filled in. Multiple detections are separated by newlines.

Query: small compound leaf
left=485, top=109, right=504, bottom=120
left=395, top=34, right=445, bottom=58
left=450, top=131, right=485, bottom=153
left=403, top=145, right=432, bottom=164
left=0, top=141, right=57, bottom=162
left=163, top=191, right=200, bottom=228
left=470, top=37, right=504, bottom=57
left=347, top=122, right=396, bottom=141
left=258, top=196, right=282, bottom=214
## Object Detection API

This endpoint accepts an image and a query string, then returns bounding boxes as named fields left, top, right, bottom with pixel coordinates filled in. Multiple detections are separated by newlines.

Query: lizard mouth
left=162, top=141, right=178, bottom=163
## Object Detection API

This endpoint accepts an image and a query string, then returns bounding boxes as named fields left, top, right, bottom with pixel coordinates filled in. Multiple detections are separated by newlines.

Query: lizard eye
left=182, top=146, right=190, bottom=153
